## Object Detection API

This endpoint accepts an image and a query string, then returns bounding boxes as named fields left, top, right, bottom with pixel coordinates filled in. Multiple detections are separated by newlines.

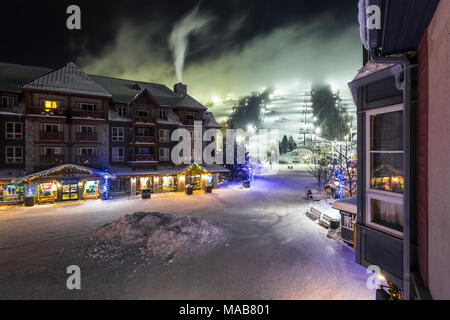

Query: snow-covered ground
left=0, top=169, right=374, bottom=300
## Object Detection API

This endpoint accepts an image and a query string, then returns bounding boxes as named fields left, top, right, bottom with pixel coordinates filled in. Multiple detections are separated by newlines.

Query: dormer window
left=186, top=112, right=195, bottom=120
left=118, top=106, right=127, bottom=117
left=132, top=84, right=142, bottom=91
left=159, top=109, right=168, bottom=120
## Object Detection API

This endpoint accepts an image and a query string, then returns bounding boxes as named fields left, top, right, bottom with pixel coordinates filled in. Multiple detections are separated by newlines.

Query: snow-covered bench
left=306, top=204, right=341, bottom=229
left=306, top=207, right=322, bottom=221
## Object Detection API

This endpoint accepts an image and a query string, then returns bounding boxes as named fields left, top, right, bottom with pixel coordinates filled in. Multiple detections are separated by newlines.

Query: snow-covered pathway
left=0, top=170, right=374, bottom=300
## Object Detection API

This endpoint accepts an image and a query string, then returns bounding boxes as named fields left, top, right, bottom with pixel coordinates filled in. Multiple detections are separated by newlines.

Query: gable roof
left=91, top=75, right=180, bottom=106
left=1, top=61, right=207, bottom=110
left=203, top=111, right=222, bottom=129
left=21, top=62, right=112, bottom=98
left=0, top=62, right=51, bottom=93
left=176, top=94, right=207, bottom=110
left=91, top=75, right=206, bottom=109
left=13, top=164, right=114, bottom=183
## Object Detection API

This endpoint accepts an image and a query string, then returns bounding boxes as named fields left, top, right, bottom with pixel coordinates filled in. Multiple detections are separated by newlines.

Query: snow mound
left=86, top=212, right=225, bottom=261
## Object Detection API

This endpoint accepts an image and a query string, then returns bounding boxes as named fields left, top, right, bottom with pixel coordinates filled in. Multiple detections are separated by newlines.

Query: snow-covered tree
left=306, top=145, right=333, bottom=189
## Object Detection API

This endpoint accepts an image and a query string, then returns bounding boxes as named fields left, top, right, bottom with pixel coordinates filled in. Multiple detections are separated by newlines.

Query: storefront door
left=62, top=184, right=79, bottom=200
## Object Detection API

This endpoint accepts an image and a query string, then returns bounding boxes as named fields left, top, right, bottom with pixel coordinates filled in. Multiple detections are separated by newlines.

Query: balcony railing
left=129, top=154, right=157, bottom=162
left=40, top=154, right=64, bottom=165
left=76, top=154, right=98, bottom=165
left=29, top=106, right=66, bottom=117
left=40, top=131, right=64, bottom=141
left=75, top=132, right=98, bottom=142
left=133, top=135, right=156, bottom=144
left=71, top=109, right=105, bottom=119
left=182, top=119, right=196, bottom=126
left=134, top=116, right=155, bottom=124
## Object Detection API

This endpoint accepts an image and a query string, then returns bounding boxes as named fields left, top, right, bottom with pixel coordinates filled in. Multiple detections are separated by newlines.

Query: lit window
left=43, top=100, right=60, bottom=112
left=366, top=104, right=404, bottom=236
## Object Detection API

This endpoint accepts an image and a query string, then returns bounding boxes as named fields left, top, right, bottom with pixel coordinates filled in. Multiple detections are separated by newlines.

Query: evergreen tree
left=279, top=135, right=289, bottom=154
left=310, top=85, right=351, bottom=141
left=227, top=91, right=269, bottom=130
left=288, top=136, right=297, bottom=152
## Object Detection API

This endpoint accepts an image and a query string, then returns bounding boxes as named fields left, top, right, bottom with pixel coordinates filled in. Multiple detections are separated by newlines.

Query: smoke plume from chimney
left=168, top=4, right=211, bottom=82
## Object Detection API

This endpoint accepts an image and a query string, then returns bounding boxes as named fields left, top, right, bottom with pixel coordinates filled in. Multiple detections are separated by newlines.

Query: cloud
left=80, top=13, right=360, bottom=98
left=78, top=12, right=361, bottom=141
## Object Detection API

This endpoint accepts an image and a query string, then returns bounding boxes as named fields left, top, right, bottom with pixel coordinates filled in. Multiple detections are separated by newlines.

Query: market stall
left=13, top=164, right=114, bottom=205
left=0, top=183, right=25, bottom=205
left=332, top=197, right=357, bottom=249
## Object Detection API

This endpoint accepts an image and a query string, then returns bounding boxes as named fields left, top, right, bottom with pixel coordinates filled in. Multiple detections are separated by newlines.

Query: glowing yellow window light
left=44, top=101, right=58, bottom=112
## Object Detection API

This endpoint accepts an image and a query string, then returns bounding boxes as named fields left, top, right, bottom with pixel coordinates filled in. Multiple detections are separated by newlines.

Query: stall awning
left=332, top=197, right=358, bottom=215
left=110, top=163, right=229, bottom=177
left=13, top=164, right=114, bottom=183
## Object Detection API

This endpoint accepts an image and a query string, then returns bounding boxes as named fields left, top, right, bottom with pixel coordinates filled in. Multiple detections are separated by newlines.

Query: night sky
left=0, top=0, right=363, bottom=114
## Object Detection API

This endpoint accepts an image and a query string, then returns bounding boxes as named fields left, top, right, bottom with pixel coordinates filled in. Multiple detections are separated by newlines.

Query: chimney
left=174, top=83, right=187, bottom=96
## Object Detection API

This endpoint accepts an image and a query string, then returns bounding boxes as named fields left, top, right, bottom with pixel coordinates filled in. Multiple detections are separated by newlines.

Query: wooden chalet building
left=0, top=62, right=227, bottom=204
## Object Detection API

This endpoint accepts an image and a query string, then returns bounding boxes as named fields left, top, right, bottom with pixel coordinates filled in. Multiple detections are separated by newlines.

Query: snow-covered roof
left=310, top=200, right=341, bottom=220
left=21, top=63, right=112, bottom=98
left=203, top=112, right=222, bottom=129
left=0, top=169, right=27, bottom=182
left=157, top=108, right=182, bottom=126
left=332, top=197, right=357, bottom=214
left=353, top=61, right=394, bottom=81
left=0, top=62, right=50, bottom=93
left=176, top=94, right=207, bottom=110
left=13, top=164, right=114, bottom=183
left=109, top=163, right=229, bottom=177
left=91, top=75, right=206, bottom=109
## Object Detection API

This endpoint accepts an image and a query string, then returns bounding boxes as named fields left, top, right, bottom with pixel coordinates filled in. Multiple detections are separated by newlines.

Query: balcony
left=28, top=106, right=66, bottom=117
left=182, top=119, right=196, bottom=126
left=71, top=109, right=105, bottom=119
left=133, top=135, right=156, bottom=144
left=134, top=116, right=155, bottom=124
left=40, top=131, right=64, bottom=141
left=75, top=132, right=98, bottom=142
left=129, top=154, right=157, bottom=162
left=76, top=154, right=98, bottom=165
left=40, top=154, right=64, bottom=165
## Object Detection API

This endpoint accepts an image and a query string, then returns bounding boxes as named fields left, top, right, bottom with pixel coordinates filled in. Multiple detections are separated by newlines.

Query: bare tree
left=307, top=145, right=332, bottom=189
left=333, top=141, right=357, bottom=197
